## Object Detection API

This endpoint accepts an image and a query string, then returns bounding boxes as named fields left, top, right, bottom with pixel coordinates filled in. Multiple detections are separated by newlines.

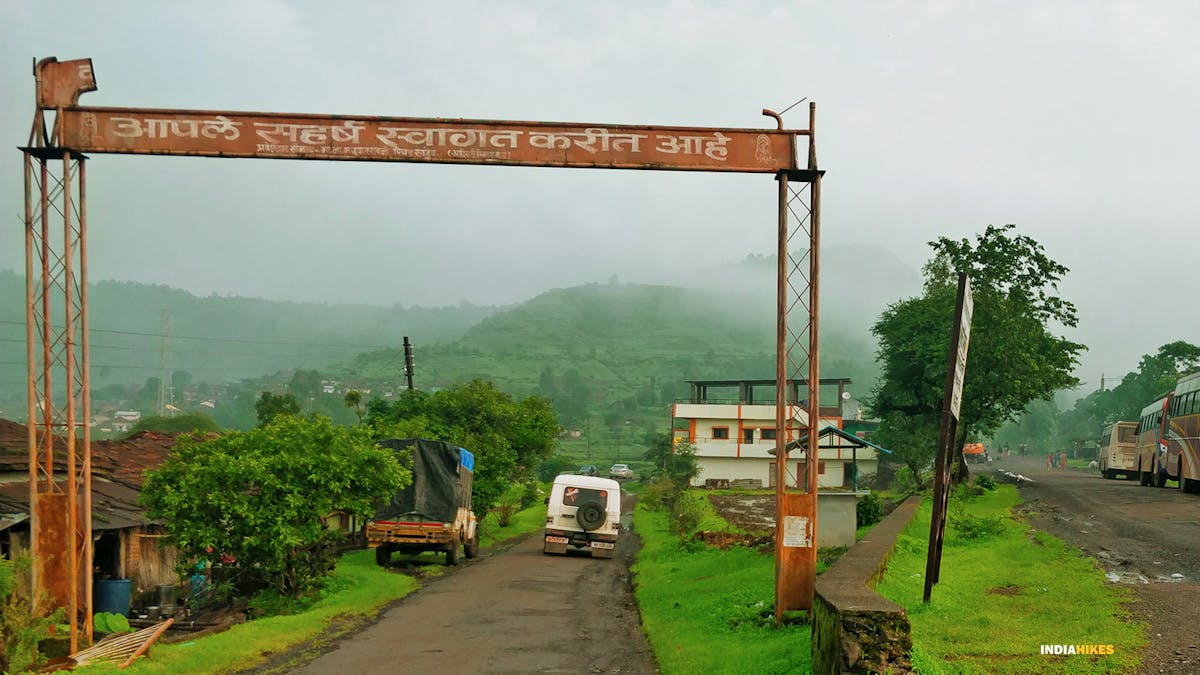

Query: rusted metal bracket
left=775, top=169, right=825, bottom=183
left=35, top=57, right=96, bottom=109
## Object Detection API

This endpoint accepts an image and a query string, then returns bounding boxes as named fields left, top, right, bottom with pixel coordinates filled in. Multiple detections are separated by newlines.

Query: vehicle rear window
left=562, top=486, right=607, bottom=506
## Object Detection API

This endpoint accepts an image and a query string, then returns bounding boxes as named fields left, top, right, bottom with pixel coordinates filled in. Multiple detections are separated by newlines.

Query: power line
left=0, top=337, right=371, bottom=360
left=0, top=320, right=394, bottom=350
left=0, top=359, right=288, bottom=373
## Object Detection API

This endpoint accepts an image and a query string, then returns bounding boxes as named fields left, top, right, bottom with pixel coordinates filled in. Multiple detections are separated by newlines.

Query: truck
left=367, top=438, right=479, bottom=566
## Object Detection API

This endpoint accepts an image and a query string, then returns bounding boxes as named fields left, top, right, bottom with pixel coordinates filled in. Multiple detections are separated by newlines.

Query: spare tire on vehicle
left=575, top=499, right=606, bottom=531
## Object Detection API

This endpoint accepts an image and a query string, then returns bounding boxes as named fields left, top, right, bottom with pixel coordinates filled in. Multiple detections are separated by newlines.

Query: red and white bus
left=1136, top=396, right=1171, bottom=487
left=1136, top=371, right=1200, bottom=491
left=1098, top=421, right=1138, bottom=480
left=1167, top=371, right=1200, bottom=493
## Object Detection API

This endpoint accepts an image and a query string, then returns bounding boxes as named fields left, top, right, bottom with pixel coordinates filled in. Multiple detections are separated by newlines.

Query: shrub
left=974, top=474, right=997, bottom=491
left=894, top=466, right=922, bottom=495
left=535, top=455, right=577, bottom=483
left=857, top=492, right=884, bottom=528
left=0, top=557, right=65, bottom=674
left=949, top=504, right=1006, bottom=541
left=493, top=485, right=525, bottom=527
left=639, top=476, right=678, bottom=512
left=669, top=493, right=703, bottom=541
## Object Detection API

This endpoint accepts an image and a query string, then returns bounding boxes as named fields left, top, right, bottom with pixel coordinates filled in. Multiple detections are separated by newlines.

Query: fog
left=2, top=1, right=1197, bottom=387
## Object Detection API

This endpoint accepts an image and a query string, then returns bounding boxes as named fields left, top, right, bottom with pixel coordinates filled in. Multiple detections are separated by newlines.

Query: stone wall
left=811, top=495, right=923, bottom=674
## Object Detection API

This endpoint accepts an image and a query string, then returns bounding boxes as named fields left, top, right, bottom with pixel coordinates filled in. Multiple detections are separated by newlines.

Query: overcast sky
left=2, top=1, right=1198, bottom=387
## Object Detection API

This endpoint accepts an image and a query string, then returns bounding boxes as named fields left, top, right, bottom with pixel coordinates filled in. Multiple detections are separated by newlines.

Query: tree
left=255, top=391, right=302, bottom=427
left=140, top=415, right=408, bottom=597
left=128, top=412, right=220, bottom=436
left=366, top=380, right=559, bottom=517
left=1002, top=340, right=1200, bottom=453
left=871, top=413, right=939, bottom=490
left=343, top=389, right=365, bottom=424
left=288, top=369, right=323, bottom=401
left=870, top=225, right=1085, bottom=482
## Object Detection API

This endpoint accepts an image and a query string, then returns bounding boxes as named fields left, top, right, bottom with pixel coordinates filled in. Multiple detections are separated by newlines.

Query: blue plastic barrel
left=94, top=578, right=132, bottom=617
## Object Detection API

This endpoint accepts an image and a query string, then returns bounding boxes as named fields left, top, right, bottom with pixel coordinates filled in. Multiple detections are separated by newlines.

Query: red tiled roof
left=0, top=419, right=178, bottom=530
left=0, top=419, right=174, bottom=489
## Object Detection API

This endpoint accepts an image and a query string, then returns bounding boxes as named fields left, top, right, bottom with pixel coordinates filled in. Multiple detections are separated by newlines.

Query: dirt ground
left=280, top=492, right=657, bottom=674
left=998, top=455, right=1200, bottom=674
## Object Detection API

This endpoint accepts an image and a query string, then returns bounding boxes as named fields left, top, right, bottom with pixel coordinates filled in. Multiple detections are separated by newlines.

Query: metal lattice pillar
left=23, top=138, right=93, bottom=650
left=774, top=103, right=824, bottom=617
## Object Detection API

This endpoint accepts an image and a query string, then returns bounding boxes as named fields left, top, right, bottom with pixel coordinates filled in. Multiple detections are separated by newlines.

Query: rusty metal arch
left=21, top=56, right=823, bottom=645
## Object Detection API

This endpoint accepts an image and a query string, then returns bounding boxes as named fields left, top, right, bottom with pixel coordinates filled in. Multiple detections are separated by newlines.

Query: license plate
left=546, top=536, right=569, bottom=544
left=591, top=541, right=615, bottom=549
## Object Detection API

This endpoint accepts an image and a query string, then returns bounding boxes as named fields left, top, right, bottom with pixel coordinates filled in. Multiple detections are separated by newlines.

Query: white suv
left=543, top=475, right=621, bottom=559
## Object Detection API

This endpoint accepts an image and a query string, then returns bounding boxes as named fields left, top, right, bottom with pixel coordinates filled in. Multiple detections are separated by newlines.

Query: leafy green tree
left=255, top=391, right=302, bottom=427
left=288, top=369, right=323, bottom=401
left=366, top=380, right=558, bottom=517
left=140, top=415, right=408, bottom=597
left=990, top=399, right=1059, bottom=454
left=343, top=389, right=365, bottom=424
left=870, top=225, right=1085, bottom=481
left=128, top=412, right=220, bottom=436
left=643, top=433, right=700, bottom=485
left=1000, top=340, right=1200, bottom=453
left=171, top=370, right=193, bottom=394
left=871, top=413, right=939, bottom=490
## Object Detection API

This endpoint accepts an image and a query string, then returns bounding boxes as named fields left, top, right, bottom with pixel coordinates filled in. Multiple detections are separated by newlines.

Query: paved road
left=290, top=493, right=657, bottom=674
left=997, top=456, right=1200, bottom=674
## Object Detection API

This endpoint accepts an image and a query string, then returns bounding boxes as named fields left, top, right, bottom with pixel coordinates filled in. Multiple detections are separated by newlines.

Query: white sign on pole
left=782, top=515, right=811, bottom=548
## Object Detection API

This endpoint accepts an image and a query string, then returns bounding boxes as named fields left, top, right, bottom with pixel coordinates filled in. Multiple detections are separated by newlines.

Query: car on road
left=608, top=463, right=633, bottom=480
left=577, top=464, right=599, bottom=476
left=543, top=474, right=621, bottom=558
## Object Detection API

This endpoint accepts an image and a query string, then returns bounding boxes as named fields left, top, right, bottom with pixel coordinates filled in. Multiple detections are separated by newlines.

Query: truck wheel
left=375, top=546, right=391, bottom=567
left=465, top=536, right=480, bottom=559
left=576, top=499, right=606, bottom=531
left=446, top=542, right=460, bottom=566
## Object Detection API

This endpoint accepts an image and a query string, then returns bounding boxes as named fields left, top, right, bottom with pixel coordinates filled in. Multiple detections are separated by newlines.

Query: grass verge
left=83, top=502, right=543, bottom=673
left=632, top=493, right=812, bottom=674
left=97, top=549, right=418, bottom=674
left=875, top=485, right=1145, bottom=674
left=479, top=502, right=548, bottom=549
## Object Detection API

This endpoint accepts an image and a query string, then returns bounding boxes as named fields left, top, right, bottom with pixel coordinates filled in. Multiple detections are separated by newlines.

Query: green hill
left=0, top=269, right=498, bottom=412
left=347, top=282, right=880, bottom=427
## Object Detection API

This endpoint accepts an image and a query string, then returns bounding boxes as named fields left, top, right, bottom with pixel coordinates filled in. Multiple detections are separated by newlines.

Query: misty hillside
left=347, top=282, right=883, bottom=412
left=0, top=243, right=918, bottom=422
left=0, top=269, right=499, bottom=399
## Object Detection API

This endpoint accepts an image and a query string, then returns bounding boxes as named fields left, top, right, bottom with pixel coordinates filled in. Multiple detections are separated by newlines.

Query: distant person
left=1059, top=453, right=1067, bottom=469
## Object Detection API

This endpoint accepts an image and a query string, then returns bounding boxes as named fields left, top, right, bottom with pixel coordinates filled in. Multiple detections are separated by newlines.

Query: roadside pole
left=924, top=272, right=973, bottom=603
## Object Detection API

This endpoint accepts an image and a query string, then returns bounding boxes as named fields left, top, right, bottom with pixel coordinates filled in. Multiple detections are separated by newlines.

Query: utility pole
left=403, top=336, right=414, bottom=390
left=158, top=309, right=170, bottom=416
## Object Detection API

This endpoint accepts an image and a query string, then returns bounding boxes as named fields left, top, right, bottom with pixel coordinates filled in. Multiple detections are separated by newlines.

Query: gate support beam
left=23, top=140, right=93, bottom=651
left=774, top=103, right=824, bottom=618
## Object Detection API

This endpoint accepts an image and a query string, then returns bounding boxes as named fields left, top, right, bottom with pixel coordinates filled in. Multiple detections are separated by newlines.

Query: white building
left=671, top=378, right=884, bottom=489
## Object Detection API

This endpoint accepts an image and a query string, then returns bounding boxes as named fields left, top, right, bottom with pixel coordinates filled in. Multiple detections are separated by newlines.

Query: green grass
left=632, top=494, right=812, bottom=674
left=98, top=549, right=419, bottom=674
left=874, top=486, right=1145, bottom=673
left=100, top=502, right=545, bottom=673
left=478, top=502, right=548, bottom=548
